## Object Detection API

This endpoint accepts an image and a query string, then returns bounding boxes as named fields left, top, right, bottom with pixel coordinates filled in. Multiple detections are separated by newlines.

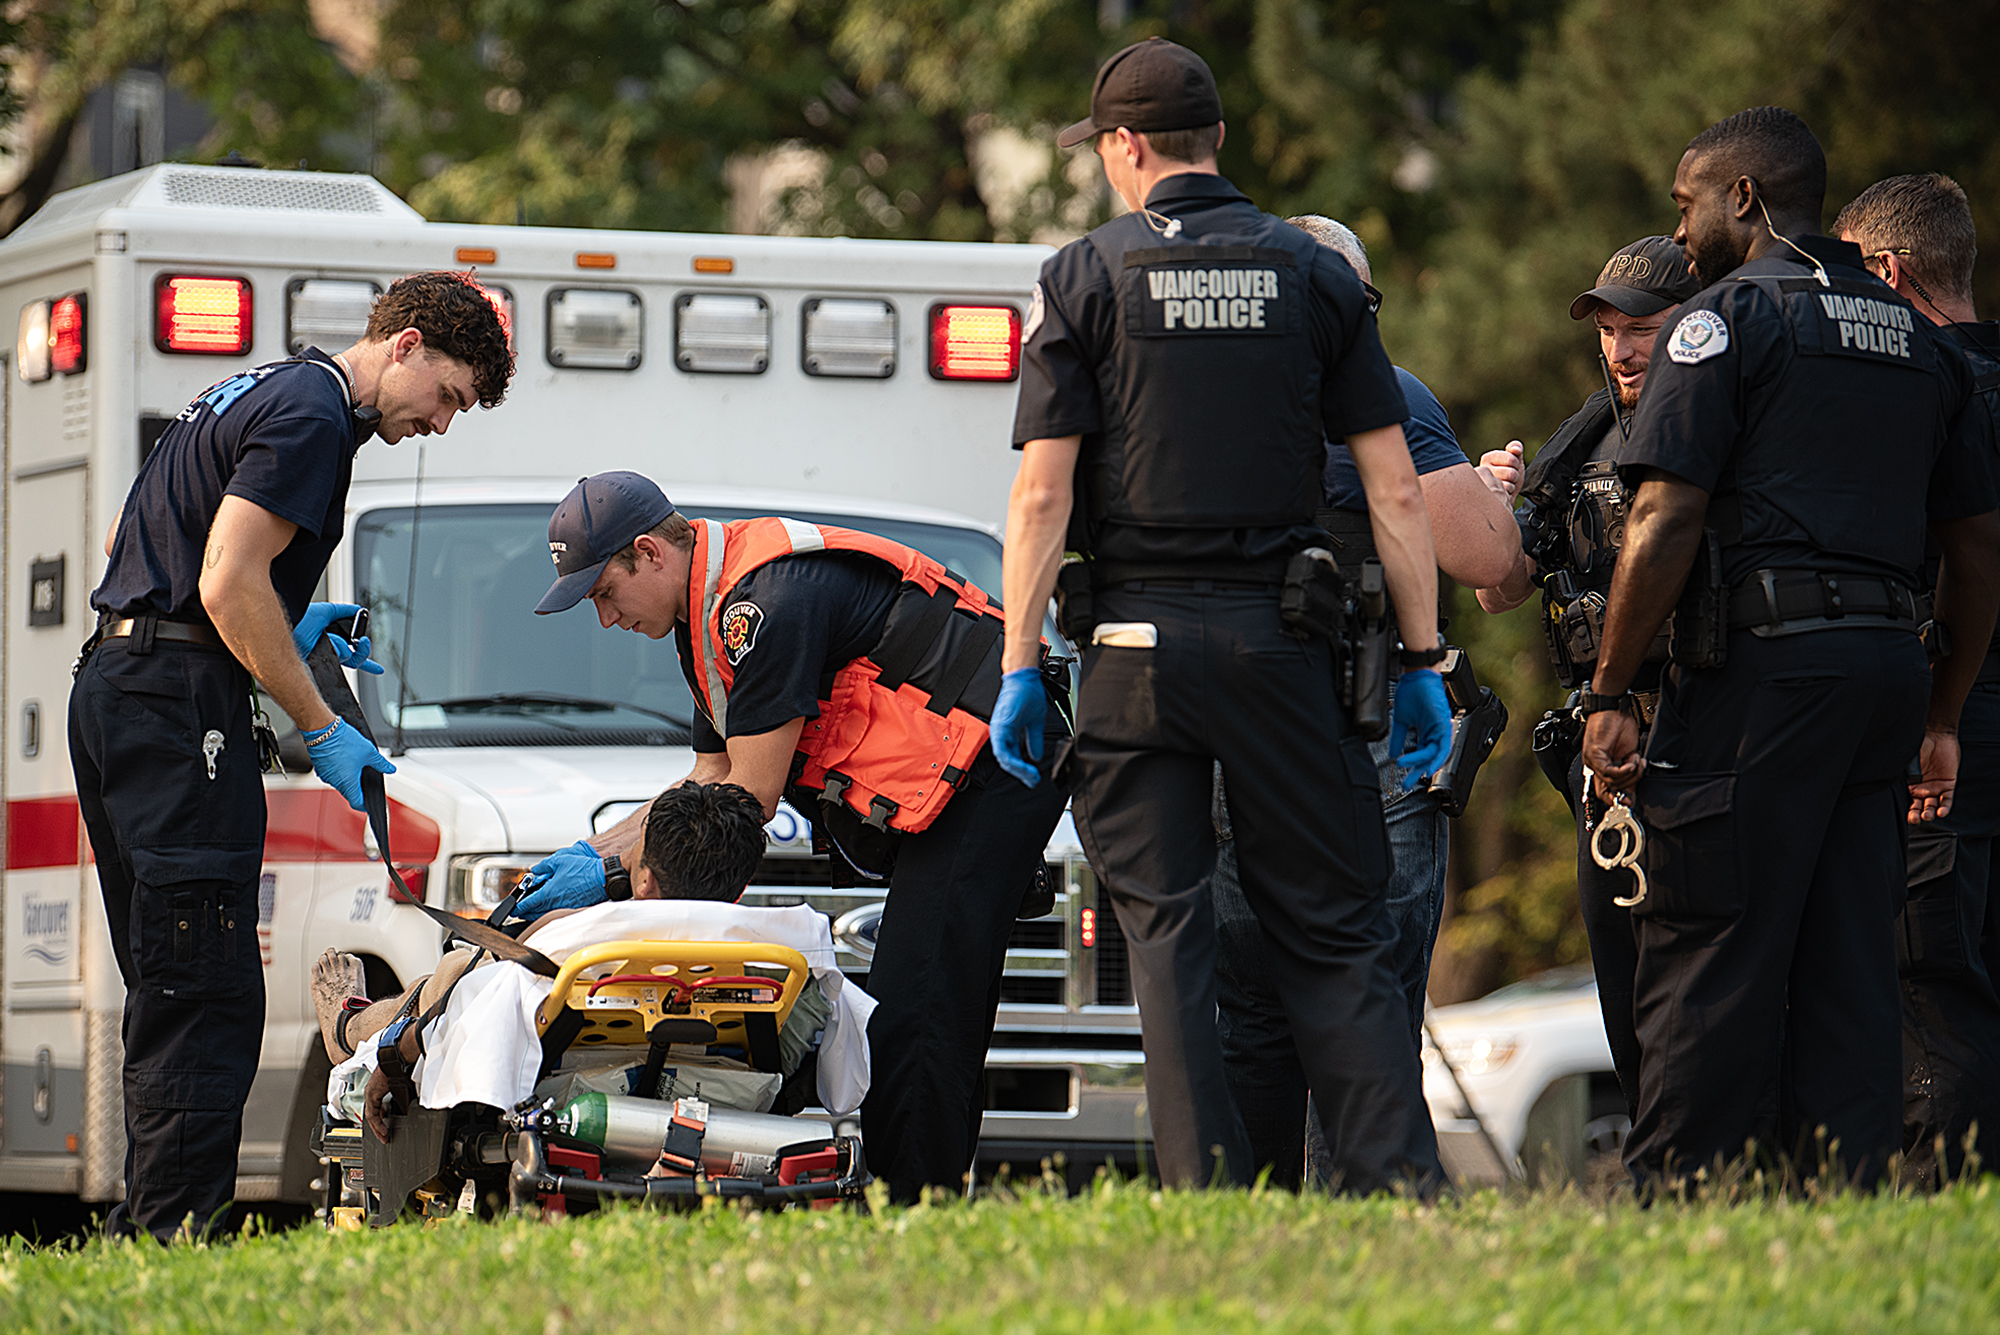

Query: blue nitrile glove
left=303, top=717, right=397, bottom=812
left=989, top=667, right=1047, bottom=788
left=514, top=839, right=608, bottom=920
left=325, top=632, right=385, bottom=675
left=293, top=602, right=363, bottom=658
left=1387, top=668, right=1452, bottom=791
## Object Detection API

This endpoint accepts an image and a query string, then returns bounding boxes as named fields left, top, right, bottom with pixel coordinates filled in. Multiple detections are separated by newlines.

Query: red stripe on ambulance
left=7, top=790, right=440, bottom=869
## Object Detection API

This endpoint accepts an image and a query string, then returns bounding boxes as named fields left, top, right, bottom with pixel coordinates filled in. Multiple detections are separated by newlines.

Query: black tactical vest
left=1710, top=272, right=1951, bottom=587
left=1925, top=322, right=2000, bottom=656
left=1076, top=211, right=1328, bottom=535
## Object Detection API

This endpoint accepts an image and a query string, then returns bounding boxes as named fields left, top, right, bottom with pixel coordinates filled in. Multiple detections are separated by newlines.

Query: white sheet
left=326, top=901, right=876, bottom=1120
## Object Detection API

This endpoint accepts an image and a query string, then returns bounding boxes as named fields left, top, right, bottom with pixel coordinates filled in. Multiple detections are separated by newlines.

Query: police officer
left=1213, top=214, right=1521, bottom=1187
left=1581, top=108, right=2000, bottom=1189
left=1474, top=236, right=1699, bottom=1119
left=70, top=272, right=513, bottom=1240
left=1836, top=172, right=2000, bottom=1184
left=521, top=473, right=1069, bottom=1203
left=991, top=39, right=1453, bottom=1193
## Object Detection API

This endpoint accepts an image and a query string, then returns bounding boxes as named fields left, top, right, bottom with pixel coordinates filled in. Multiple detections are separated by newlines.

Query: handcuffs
left=1584, top=764, right=1648, bottom=908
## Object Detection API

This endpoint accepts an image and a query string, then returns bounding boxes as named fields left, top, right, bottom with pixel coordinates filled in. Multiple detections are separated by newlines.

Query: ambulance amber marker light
left=929, top=304, right=1020, bottom=381
left=575, top=252, right=617, bottom=270
left=692, top=257, right=734, bottom=274
left=49, top=293, right=85, bottom=375
left=156, top=275, right=253, bottom=355
left=456, top=246, right=498, bottom=265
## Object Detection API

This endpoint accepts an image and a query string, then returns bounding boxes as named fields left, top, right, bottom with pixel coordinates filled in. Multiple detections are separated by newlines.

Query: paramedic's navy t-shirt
left=1322, top=367, right=1469, bottom=510
left=677, top=552, right=901, bottom=752
left=93, top=350, right=362, bottom=627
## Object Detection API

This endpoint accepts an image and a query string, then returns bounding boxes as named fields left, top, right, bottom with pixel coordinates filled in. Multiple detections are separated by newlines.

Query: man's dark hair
left=1833, top=173, right=1978, bottom=306
left=609, top=513, right=696, bottom=576
left=365, top=270, right=515, bottom=409
left=1684, top=106, right=1827, bottom=222
left=1103, top=122, right=1221, bottom=165
left=640, top=782, right=768, bottom=901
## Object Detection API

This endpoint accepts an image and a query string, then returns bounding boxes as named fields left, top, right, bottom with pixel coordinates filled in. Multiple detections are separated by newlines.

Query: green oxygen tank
left=555, top=1091, right=833, bottom=1177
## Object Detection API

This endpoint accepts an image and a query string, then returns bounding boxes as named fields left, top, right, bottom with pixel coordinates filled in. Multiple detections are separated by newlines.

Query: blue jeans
left=1212, top=739, right=1449, bottom=1188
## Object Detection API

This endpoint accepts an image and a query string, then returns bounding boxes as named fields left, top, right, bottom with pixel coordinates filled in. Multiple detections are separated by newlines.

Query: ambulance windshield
left=350, top=503, right=1005, bottom=748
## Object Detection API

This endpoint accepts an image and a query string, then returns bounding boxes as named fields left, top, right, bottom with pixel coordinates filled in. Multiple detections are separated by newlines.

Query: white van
left=0, top=164, right=1144, bottom=1208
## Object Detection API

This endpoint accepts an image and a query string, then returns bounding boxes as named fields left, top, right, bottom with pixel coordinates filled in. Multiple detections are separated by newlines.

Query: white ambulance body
left=0, top=164, right=1146, bottom=1207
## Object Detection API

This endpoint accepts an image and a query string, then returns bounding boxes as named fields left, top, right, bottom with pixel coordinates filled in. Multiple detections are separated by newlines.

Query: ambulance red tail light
left=482, top=285, right=515, bottom=350
left=49, top=293, right=86, bottom=375
left=928, top=304, right=1020, bottom=382
left=156, top=274, right=253, bottom=355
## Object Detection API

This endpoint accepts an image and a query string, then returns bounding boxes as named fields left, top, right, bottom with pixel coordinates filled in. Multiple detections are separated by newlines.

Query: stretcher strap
left=306, top=638, right=409, bottom=904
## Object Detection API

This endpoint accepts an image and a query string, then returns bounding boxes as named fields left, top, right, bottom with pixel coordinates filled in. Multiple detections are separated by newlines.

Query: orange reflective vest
left=684, top=517, right=1007, bottom=835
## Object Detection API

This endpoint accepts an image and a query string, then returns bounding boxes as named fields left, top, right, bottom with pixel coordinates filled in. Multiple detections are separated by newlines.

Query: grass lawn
left=3, top=1177, right=1998, bottom=1334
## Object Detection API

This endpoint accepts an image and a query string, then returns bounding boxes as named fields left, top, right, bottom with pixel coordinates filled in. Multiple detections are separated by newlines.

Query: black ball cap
left=1056, top=38, right=1224, bottom=150
left=1569, top=235, right=1702, bottom=321
left=535, top=471, right=676, bottom=614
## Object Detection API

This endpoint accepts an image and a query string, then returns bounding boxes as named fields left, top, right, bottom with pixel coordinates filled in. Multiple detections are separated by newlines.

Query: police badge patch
left=1668, top=309, right=1729, bottom=364
left=720, top=601, right=764, bottom=665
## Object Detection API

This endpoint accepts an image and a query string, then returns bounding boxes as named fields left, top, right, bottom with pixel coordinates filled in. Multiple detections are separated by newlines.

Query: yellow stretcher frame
left=536, top=941, right=812, bottom=1059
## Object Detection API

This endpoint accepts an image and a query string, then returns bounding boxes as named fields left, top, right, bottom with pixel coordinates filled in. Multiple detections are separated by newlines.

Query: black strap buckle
left=821, top=771, right=853, bottom=806
left=863, top=794, right=899, bottom=831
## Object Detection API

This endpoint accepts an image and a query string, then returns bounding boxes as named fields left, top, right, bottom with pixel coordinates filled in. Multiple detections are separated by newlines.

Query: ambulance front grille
left=743, top=859, right=1134, bottom=1009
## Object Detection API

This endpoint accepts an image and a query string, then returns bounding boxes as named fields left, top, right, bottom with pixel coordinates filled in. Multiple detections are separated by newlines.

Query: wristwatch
left=603, top=854, right=633, bottom=902
left=1579, top=686, right=1635, bottom=717
left=1397, top=641, right=1447, bottom=669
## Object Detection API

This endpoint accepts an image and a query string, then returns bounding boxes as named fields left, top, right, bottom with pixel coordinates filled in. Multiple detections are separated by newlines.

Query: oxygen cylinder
left=556, top=1092, right=833, bottom=1179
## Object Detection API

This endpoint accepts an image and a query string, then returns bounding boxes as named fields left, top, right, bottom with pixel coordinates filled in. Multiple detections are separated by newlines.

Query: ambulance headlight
left=547, top=287, right=643, bottom=370
left=285, top=278, right=380, bottom=355
left=16, top=299, right=50, bottom=382
left=801, top=297, right=896, bottom=379
left=674, top=292, right=769, bottom=374
left=446, top=854, right=539, bottom=916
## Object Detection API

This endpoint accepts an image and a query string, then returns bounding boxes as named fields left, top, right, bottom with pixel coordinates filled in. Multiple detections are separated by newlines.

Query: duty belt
left=97, top=616, right=223, bottom=648
left=1726, top=569, right=1922, bottom=635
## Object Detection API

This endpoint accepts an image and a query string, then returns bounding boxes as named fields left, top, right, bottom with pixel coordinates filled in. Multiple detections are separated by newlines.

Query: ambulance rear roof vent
left=0, top=166, right=425, bottom=251
left=160, top=169, right=387, bottom=214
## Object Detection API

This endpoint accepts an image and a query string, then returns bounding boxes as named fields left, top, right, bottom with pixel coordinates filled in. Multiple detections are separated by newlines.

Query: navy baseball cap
left=1569, top=236, right=1702, bottom=320
left=1056, top=38, right=1224, bottom=150
left=534, top=471, right=677, bottom=614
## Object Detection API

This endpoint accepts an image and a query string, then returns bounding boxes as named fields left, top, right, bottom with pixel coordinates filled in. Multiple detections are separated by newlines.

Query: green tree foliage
left=0, top=1, right=354, bottom=233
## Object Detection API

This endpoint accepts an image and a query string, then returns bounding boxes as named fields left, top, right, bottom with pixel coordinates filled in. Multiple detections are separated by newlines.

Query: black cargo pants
left=1624, top=627, right=1928, bottom=1190
left=69, top=632, right=266, bottom=1241
left=861, top=698, right=1069, bottom=1204
left=1899, top=672, right=2000, bottom=1185
left=1069, top=582, right=1443, bottom=1194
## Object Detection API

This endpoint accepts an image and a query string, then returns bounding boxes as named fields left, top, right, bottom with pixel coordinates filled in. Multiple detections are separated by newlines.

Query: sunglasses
left=1363, top=282, right=1384, bottom=316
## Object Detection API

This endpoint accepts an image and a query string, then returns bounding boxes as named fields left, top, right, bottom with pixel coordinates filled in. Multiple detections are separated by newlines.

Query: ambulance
left=0, top=163, right=1147, bottom=1209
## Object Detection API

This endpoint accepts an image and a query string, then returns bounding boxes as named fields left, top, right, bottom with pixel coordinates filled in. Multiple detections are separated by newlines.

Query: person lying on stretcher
left=311, top=782, right=834, bottom=1139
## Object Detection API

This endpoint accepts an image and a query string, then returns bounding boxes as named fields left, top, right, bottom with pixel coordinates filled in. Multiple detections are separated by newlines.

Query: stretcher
left=312, top=937, right=870, bottom=1225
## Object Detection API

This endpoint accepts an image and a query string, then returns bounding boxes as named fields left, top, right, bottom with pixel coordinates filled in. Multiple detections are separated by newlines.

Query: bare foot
left=313, top=949, right=368, bottom=1061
